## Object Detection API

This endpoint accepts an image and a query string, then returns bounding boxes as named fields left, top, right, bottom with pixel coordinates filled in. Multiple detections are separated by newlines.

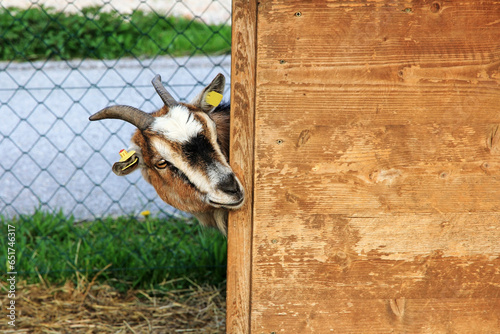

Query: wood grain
left=226, top=0, right=257, bottom=333
left=249, top=0, right=500, bottom=332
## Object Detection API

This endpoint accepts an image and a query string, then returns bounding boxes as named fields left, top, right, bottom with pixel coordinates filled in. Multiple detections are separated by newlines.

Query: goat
left=89, top=73, right=244, bottom=235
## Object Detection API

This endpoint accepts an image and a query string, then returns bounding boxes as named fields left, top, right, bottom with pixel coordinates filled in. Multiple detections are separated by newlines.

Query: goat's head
left=89, top=73, right=244, bottom=234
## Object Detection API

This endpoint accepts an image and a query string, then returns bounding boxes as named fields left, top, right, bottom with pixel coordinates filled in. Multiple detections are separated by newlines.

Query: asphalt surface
left=0, top=55, right=231, bottom=219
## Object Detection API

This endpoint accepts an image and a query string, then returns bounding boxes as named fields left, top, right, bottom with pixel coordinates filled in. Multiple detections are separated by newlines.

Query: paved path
left=0, top=55, right=231, bottom=219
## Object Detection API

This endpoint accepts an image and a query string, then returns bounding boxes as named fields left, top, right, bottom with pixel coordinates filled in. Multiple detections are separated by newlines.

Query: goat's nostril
left=218, top=175, right=240, bottom=195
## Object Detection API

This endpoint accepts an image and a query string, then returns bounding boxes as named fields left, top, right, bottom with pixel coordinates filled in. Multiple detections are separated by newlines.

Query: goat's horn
left=152, top=74, right=177, bottom=107
left=89, top=105, right=155, bottom=131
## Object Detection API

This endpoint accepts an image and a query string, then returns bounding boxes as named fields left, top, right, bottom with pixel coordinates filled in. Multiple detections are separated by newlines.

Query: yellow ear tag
left=119, top=149, right=138, bottom=170
left=206, top=91, right=223, bottom=107
left=119, top=149, right=135, bottom=161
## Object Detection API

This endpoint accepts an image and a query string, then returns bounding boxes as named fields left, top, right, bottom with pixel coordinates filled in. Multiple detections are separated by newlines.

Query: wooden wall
left=228, top=0, right=500, bottom=333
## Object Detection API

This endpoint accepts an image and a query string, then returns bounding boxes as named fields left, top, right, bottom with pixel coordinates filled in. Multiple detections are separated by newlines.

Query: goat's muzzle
left=208, top=174, right=245, bottom=209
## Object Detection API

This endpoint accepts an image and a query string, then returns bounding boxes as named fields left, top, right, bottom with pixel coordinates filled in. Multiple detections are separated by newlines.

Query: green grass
left=0, top=6, right=231, bottom=61
left=0, top=210, right=227, bottom=291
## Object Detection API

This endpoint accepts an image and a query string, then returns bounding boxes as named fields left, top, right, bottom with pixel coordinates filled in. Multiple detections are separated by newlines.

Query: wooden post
left=229, top=0, right=500, bottom=332
left=227, top=1, right=257, bottom=333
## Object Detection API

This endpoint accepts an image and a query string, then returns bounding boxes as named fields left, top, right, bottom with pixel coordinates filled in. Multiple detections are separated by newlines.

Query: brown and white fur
left=89, top=74, right=244, bottom=235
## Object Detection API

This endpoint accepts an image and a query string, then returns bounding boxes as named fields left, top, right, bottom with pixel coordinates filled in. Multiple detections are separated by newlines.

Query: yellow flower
left=140, top=210, right=151, bottom=218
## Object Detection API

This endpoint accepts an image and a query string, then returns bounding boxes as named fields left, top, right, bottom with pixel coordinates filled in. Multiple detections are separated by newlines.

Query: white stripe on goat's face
left=151, top=105, right=202, bottom=143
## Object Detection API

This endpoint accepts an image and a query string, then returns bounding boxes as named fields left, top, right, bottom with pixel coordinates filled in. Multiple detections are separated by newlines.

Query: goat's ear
left=112, top=152, right=141, bottom=176
left=190, top=73, right=225, bottom=112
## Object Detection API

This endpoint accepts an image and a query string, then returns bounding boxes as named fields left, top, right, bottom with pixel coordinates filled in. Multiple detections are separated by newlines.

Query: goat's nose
left=218, top=174, right=240, bottom=195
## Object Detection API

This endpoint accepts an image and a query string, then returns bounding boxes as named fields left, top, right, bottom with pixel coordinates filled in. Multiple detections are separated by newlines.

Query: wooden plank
left=251, top=0, right=500, bottom=332
left=252, top=298, right=500, bottom=334
left=252, top=213, right=500, bottom=299
left=256, top=1, right=500, bottom=67
left=226, top=0, right=257, bottom=333
left=253, top=84, right=500, bottom=126
left=253, top=122, right=500, bottom=214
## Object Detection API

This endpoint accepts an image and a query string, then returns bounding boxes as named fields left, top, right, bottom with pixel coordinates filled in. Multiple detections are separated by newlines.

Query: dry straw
left=1, top=274, right=226, bottom=333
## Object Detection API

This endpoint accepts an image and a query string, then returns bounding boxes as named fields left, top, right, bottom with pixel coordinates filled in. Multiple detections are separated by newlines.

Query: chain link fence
left=0, top=0, right=231, bottom=219
left=0, top=0, right=231, bottom=284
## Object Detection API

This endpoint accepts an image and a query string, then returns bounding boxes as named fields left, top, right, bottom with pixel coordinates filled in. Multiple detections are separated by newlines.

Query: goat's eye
left=155, top=159, right=169, bottom=169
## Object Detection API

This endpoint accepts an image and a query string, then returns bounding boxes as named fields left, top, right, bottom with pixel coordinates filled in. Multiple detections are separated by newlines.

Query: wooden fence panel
left=229, top=0, right=500, bottom=332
